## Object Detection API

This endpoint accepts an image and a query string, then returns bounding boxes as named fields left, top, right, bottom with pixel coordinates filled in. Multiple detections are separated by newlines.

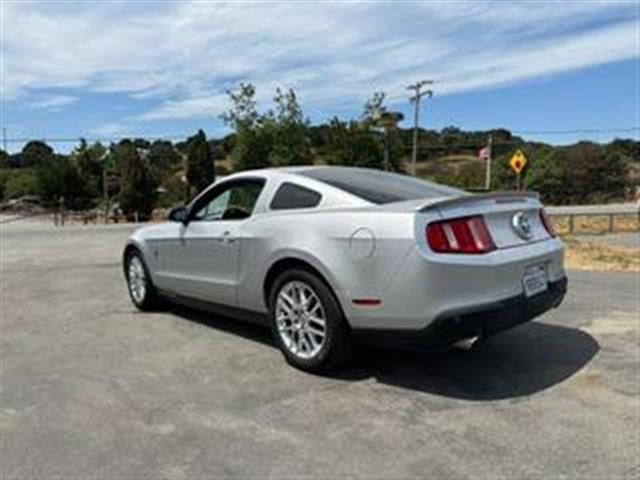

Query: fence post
left=608, top=214, right=614, bottom=233
left=568, top=215, right=574, bottom=234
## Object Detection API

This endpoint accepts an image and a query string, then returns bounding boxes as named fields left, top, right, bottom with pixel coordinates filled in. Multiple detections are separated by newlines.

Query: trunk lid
left=418, top=192, right=549, bottom=249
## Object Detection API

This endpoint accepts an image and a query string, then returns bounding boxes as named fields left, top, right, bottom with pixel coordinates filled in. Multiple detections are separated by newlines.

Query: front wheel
left=125, top=250, right=162, bottom=311
left=269, top=269, right=351, bottom=373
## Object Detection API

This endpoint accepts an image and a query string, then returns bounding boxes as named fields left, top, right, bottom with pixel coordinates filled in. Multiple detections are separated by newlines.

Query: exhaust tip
left=453, top=335, right=481, bottom=351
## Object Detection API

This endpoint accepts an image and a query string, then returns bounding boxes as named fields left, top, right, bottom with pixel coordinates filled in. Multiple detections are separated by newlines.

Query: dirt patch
left=563, top=236, right=639, bottom=272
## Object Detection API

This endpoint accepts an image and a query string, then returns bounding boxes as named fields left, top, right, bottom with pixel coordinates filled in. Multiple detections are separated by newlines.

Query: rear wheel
left=269, top=269, right=351, bottom=372
left=125, top=250, right=162, bottom=311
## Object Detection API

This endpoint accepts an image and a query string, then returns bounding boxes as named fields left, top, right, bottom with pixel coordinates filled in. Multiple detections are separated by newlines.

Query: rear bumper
left=353, top=276, right=568, bottom=350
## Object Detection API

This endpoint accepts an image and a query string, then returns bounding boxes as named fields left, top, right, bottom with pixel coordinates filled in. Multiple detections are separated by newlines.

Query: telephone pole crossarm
left=406, top=80, right=434, bottom=177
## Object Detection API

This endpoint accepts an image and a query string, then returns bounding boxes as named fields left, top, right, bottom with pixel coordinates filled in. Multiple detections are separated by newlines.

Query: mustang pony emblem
left=512, top=211, right=532, bottom=240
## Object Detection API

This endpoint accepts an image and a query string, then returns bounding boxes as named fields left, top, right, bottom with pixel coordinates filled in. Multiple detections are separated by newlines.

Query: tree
left=324, top=117, right=384, bottom=169
left=265, top=88, right=312, bottom=167
left=21, top=141, right=54, bottom=168
left=362, top=91, right=386, bottom=124
left=324, top=92, right=407, bottom=171
left=222, top=83, right=312, bottom=171
left=186, top=130, right=215, bottom=195
left=117, top=140, right=157, bottom=220
left=72, top=139, right=106, bottom=199
left=0, top=148, right=9, bottom=169
left=0, top=169, right=38, bottom=200
left=222, top=83, right=272, bottom=171
left=521, top=146, right=565, bottom=202
left=221, top=82, right=260, bottom=131
left=561, top=142, right=628, bottom=203
left=148, top=140, right=181, bottom=174
left=36, top=155, right=94, bottom=209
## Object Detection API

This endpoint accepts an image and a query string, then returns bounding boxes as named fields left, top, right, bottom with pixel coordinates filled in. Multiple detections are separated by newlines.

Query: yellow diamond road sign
left=510, top=149, right=527, bottom=173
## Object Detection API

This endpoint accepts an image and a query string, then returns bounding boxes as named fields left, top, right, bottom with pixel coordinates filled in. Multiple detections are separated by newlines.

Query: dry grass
left=562, top=236, right=638, bottom=272
left=552, top=215, right=639, bottom=235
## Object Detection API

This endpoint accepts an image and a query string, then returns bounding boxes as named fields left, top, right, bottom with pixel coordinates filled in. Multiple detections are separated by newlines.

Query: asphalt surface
left=1, top=222, right=638, bottom=478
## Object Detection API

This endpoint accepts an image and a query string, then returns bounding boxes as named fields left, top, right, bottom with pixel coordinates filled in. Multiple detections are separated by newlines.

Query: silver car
left=123, top=166, right=567, bottom=372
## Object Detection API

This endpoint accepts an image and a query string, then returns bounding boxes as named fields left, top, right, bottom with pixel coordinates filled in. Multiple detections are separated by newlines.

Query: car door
left=164, top=178, right=265, bottom=306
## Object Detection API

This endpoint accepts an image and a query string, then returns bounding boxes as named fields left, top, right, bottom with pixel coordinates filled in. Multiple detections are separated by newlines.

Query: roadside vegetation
left=562, top=236, right=638, bottom=272
left=0, top=84, right=637, bottom=220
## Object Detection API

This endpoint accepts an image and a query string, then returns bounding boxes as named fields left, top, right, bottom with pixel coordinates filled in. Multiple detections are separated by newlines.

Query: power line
left=0, top=126, right=638, bottom=145
left=511, top=127, right=640, bottom=135
left=0, top=134, right=196, bottom=144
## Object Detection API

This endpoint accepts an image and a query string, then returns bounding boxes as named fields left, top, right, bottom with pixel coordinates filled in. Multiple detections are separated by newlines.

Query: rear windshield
left=298, top=167, right=465, bottom=204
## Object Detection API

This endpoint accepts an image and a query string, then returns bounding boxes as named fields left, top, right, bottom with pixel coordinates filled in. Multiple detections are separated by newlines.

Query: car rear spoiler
left=418, top=191, right=540, bottom=213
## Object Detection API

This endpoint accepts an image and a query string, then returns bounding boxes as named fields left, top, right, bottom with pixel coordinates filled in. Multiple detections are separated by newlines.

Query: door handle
left=221, top=230, right=236, bottom=244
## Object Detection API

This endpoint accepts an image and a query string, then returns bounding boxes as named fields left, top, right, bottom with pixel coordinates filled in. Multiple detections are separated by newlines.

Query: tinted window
left=298, top=167, right=465, bottom=204
left=270, top=182, right=322, bottom=210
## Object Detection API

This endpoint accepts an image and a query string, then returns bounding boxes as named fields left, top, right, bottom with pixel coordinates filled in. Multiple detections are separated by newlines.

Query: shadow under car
left=168, top=304, right=599, bottom=401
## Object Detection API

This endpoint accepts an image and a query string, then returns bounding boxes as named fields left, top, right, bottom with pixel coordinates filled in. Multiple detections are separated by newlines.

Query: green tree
left=0, top=169, right=38, bottom=200
left=324, top=117, right=384, bottom=169
left=222, top=83, right=273, bottom=171
left=36, top=155, right=94, bottom=209
left=522, top=146, right=565, bottom=202
left=21, top=140, right=54, bottom=168
left=362, top=91, right=386, bottom=124
left=561, top=142, right=628, bottom=203
left=324, top=92, right=407, bottom=171
left=117, top=140, right=157, bottom=220
left=265, top=88, right=311, bottom=167
left=186, top=130, right=215, bottom=195
left=222, top=83, right=312, bottom=171
left=0, top=148, right=9, bottom=169
left=72, top=139, right=106, bottom=199
left=221, top=82, right=260, bottom=131
left=148, top=140, right=181, bottom=175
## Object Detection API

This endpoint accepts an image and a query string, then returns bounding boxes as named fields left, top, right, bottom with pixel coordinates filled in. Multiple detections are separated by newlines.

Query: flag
left=479, top=145, right=491, bottom=161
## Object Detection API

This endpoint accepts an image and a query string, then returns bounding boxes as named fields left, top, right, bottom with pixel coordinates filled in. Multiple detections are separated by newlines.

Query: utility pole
left=2, top=127, right=7, bottom=153
left=407, top=80, right=434, bottom=176
left=484, top=134, right=493, bottom=191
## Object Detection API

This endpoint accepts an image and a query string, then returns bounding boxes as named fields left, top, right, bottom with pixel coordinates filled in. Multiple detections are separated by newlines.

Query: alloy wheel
left=275, top=280, right=327, bottom=359
left=128, top=256, right=147, bottom=304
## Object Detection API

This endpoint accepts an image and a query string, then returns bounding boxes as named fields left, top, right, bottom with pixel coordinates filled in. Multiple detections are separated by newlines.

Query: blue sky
left=1, top=0, right=638, bottom=153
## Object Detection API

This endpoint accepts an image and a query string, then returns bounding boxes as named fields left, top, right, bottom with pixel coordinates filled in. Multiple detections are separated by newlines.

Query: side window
left=192, top=180, right=264, bottom=221
left=270, top=182, right=322, bottom=210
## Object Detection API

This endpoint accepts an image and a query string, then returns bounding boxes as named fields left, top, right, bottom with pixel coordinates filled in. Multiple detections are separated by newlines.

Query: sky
left=1, top=0, right=638, bottom=153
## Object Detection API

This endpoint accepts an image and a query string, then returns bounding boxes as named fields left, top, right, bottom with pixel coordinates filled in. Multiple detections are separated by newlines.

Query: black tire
left=125, top=250, right=162, bottom=311
left=269, top=268, right=351, bottom=373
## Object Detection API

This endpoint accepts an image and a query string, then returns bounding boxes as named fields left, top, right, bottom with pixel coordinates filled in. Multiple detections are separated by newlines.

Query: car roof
left=221, top=166, right=464, bottom=207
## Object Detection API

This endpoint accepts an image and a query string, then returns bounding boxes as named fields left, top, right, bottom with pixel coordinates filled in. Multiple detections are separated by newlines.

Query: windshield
left=297, top=167, right=466, bottom=204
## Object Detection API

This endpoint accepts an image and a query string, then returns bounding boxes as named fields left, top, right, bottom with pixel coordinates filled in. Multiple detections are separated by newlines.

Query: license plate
left=522, top=264, right=548, bottom=297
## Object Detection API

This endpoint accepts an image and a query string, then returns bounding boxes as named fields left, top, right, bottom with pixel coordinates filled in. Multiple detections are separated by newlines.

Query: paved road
left=1, top=222, right=638, bottom=478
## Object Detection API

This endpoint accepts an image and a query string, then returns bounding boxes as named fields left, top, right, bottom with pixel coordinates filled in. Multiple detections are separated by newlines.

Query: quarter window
left=270, top=182, right=322, bottom=210
left=298, top=167, right=465, bottom=204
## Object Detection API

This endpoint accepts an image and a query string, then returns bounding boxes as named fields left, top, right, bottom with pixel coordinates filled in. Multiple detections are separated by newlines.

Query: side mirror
left=168, top=206, right=189, bottom=224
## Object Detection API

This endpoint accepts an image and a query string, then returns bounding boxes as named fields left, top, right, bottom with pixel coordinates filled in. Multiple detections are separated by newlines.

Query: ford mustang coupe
left=123, top=166, right=567, bottom=372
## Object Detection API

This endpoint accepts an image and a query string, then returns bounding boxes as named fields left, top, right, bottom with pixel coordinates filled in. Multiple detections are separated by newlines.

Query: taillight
left=426, top=215, right=496, bottom=254
left=539, top=208, right=556, bottom=237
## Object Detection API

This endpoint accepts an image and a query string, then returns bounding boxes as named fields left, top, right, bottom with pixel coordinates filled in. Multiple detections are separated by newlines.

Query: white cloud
left=1, top=0, right=637, bottom=123
left=27, top=94, right=77, bottom=111
left=89, top=122, right=128, bottom=137
left=135, top=93, right=229, bottom=121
